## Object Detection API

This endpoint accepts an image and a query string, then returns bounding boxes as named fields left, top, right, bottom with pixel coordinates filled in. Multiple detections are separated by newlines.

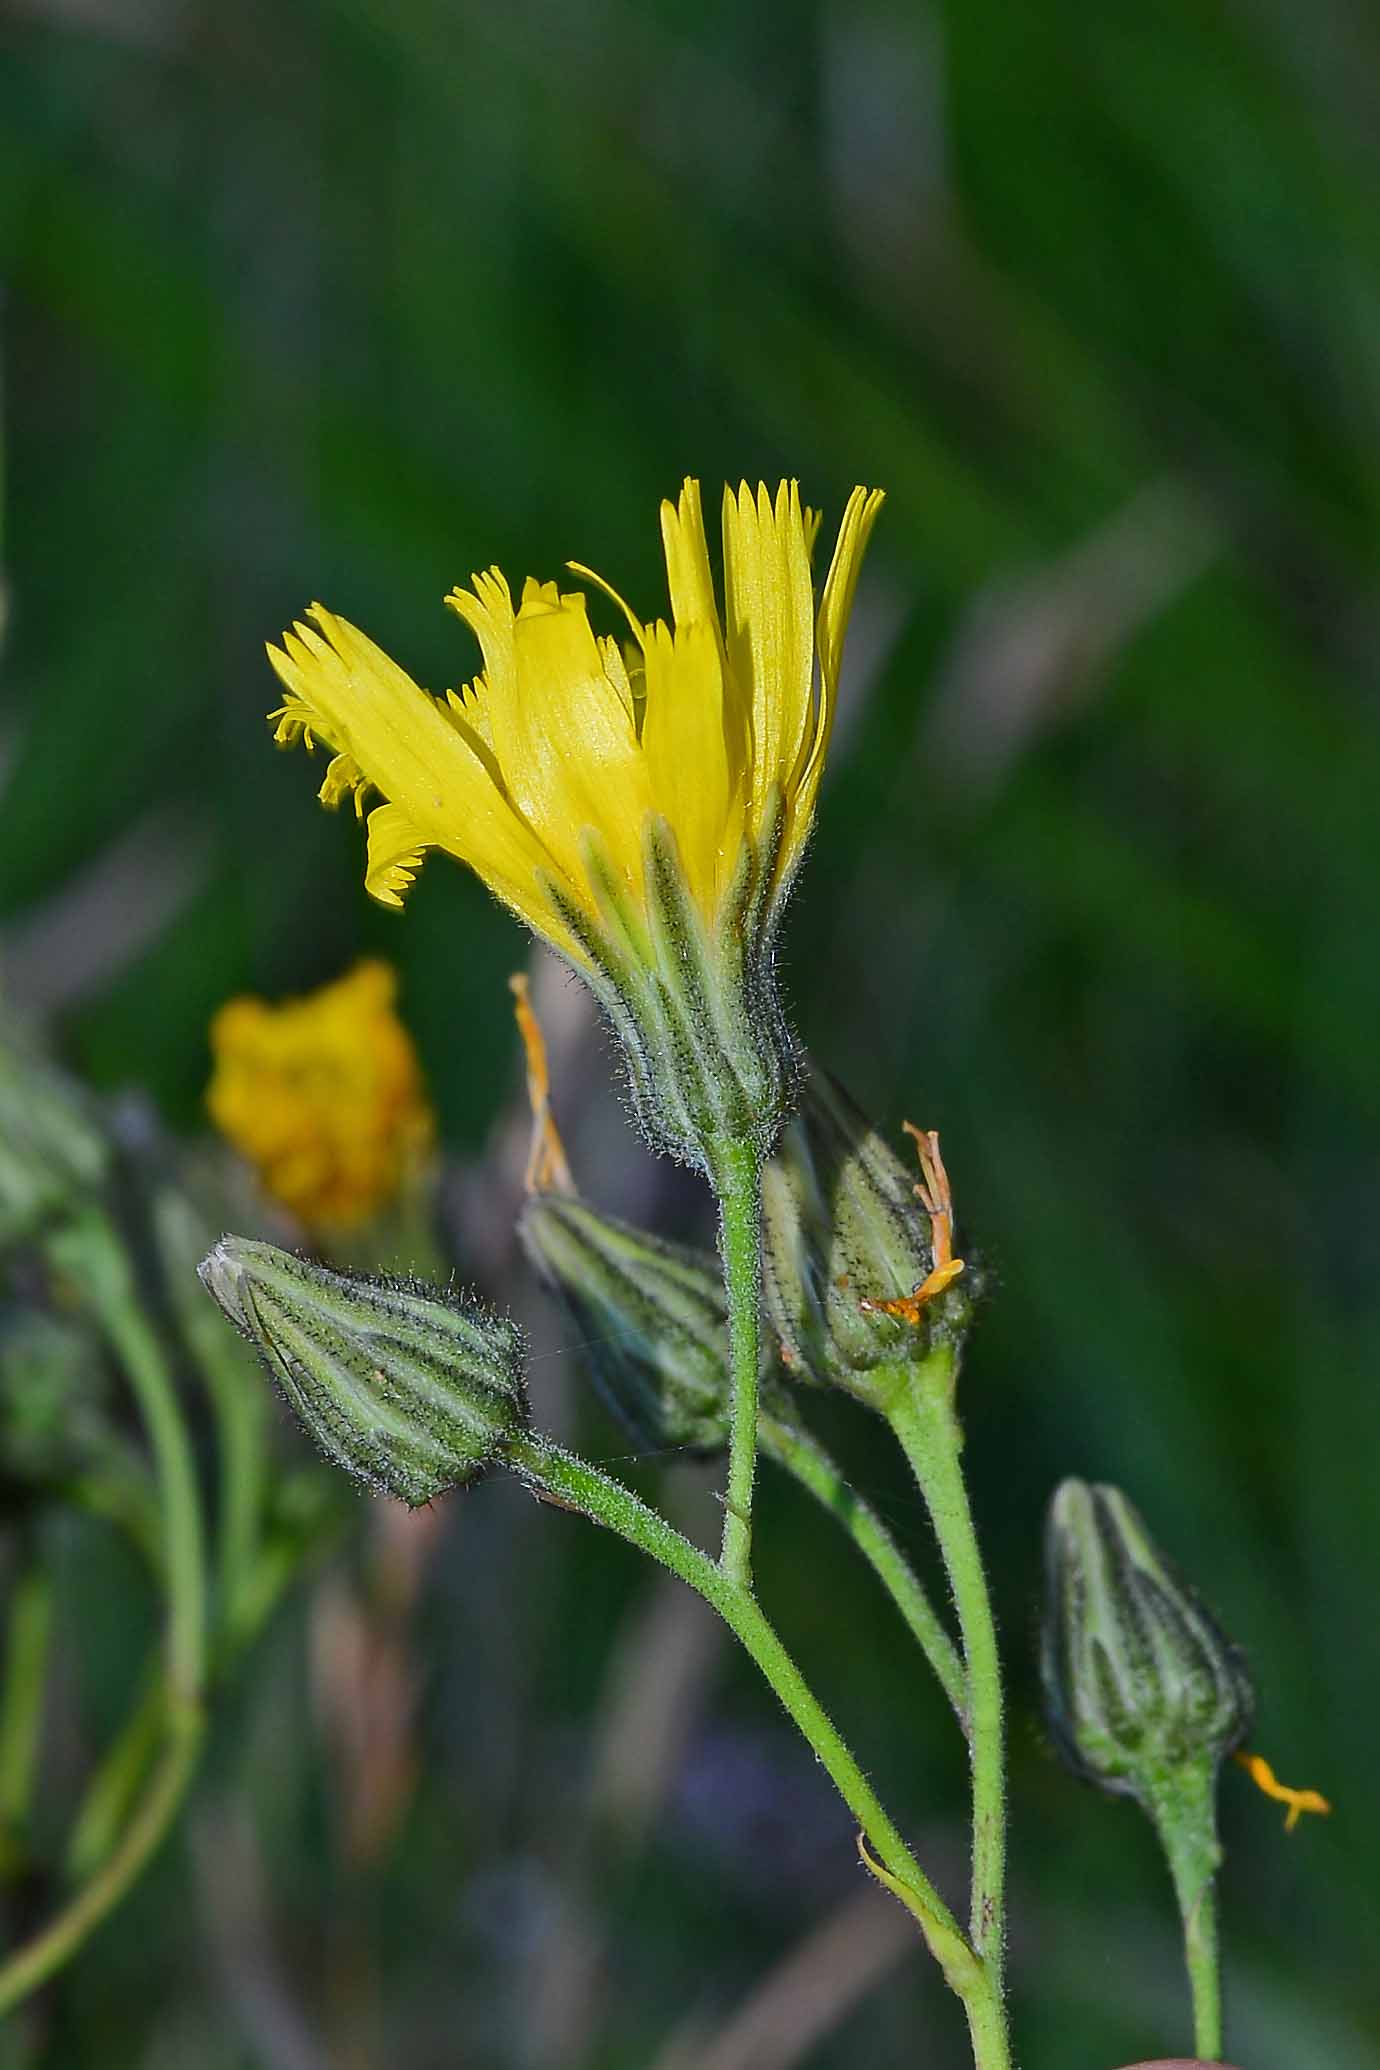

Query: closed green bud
left=0, top=1024, right=108, bottom=1245
left=519, top=1191, right=730, bottom=1455
left=198, top=1237, right=528, bottom=1506
left=761, top=1068, right=972, bottom=1401
left=1041, top=1479, right=1254, bottom=1800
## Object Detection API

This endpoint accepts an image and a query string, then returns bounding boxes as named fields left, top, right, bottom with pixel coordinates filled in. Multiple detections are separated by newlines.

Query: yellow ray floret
left=207, top=961, right=434, bottom=1230
left=266, top=480, right=884, bottom=962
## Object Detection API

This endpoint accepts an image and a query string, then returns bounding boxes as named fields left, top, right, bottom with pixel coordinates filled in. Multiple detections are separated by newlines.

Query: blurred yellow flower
left=207, top=961, right=433, bottom=1230
left=266, top=480, right=883, bottom=966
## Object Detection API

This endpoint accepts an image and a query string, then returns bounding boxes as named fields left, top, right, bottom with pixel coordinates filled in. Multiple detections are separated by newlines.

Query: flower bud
left=0, top=1024, right=108, bottom=1246
left=760, top=1068, right=971, bottom=1401
left=519, top=1191, right=730, bottom=1455
left=198, top=1237, right=527, bottom=1506
left=1041, top=1479, right=1254, bottom=1801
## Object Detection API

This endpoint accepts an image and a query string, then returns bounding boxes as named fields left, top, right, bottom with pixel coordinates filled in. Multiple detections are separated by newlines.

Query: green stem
left=758, top=1404, right=969, bottom=1727
left=507, top=1433, right=1005, bottom=2037
left=0, top=1702, right=204, bottom=2018
left=66, top=1504, right=347, bottom=1882
left=0, top=1210, right=211, bottom=2013
left=152, top=1192, right=267, bottom=1650
left=49, top=1213, right=207, bottom=1705
left=1184, top=1878, right=1221, bottom=2061
left=0, top=1548, right=53, bottom=1874
left=881, top=1356, right=1008, bottom=1993
left=65, top=1668, right=165, bottom=1881
left=708, top=1136, right=763, bottom=1588
left=1148, top=1765, right=1223, bottom=2060
left=65, top=1460, right=162, bottom=1576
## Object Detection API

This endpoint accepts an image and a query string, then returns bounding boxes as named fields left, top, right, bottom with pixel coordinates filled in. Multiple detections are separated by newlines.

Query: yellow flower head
left=267, top=480, right=882, bottom=958
left=266, top=480, right=884, bottom=1172
left=207, top=961, right=434, bottom=1231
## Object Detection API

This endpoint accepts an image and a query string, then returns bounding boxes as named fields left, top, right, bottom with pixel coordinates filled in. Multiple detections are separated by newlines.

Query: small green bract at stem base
left=199, top=1238, right=528, bottom=1508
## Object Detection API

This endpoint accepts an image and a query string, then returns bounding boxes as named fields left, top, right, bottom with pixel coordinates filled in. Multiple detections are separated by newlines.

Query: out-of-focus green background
left=2, top=0, right=1378, bottom=2064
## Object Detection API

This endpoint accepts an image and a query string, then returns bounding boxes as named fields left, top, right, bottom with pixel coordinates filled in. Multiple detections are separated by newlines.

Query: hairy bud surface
left=1041, top=1478, right=1254, bottom=1801
left=200, top=1237, right=527, bottom=1506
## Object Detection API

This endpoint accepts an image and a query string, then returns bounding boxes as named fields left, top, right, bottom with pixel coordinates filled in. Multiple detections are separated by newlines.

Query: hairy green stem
left=1148, top=1765, right=1223, bottom=2060
left=708, top=1136, right=763, bottom=1588
left=508, top=1433, right=1014, bottom=2051
left=1183, top=1878, right=1221, bottom=2061
left=758, top=1404, right=969, bottom=1726
left=880, top=1356, right=1008, bottom=1997
left=961, top=1973, right=1015, bottom=2070
left=0, top=1550, right=53, bottom=1874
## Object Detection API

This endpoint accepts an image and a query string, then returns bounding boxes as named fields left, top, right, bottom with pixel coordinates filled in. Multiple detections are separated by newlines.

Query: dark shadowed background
left=2, top=0, right=1378, bottom=2065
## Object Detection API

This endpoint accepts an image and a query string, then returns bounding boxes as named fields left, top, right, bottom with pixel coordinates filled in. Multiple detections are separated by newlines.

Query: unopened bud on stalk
left=199, top=1238, right=527, bottom=1506
left=1041, top=1479, right=1253, bottom=1801
left=761, top=1068, right=972, bottom=1402
left=0, top=1026, right=108, bottom=1245
left=520, top=1192, right=731, bottom=1456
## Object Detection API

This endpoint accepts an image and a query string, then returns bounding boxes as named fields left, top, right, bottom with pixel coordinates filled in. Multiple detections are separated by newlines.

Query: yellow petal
left=640, top=619, right=740, bottom=917
left=817, top=487, right=887, bottom=719
left=445, top=568, right=517, bottom=687
left=785, top=485, right=885, bottom=878
left=566, top=561, right=645, bottom=645
left=495, top=582, right=651, bottom=897
left=597, top=636, right=638, bottom=730
left=364, top=803, right=433, bottom=910
left=294, top=605, right=570, bottom=894
left=659, top=478, right=719, bottom=633
left=720, top=482, right=814, bottom=848
left=659, top=479, right=750, bottom=812
left=318, top=751, right=369, bottom=815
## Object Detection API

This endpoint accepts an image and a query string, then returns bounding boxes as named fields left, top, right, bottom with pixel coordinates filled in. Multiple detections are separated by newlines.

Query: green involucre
left=1041, top=1478, right=1254, bottom=1798
left=199, top=1238, right=528, bottom=1507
